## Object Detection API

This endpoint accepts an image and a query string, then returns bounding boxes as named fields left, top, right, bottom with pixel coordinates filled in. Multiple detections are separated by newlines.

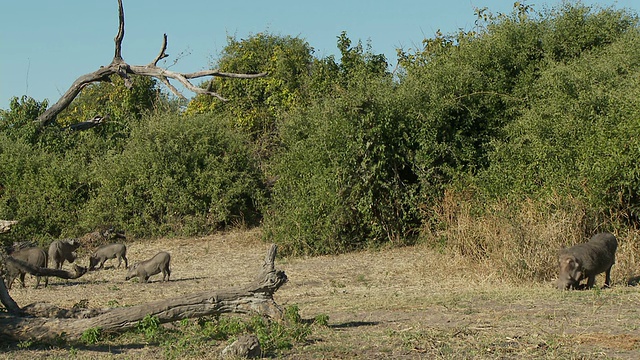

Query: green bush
left=264, top=75, right=420, bottom=255
left=0, top=134, right=91, bottom=242
left=478, top=29, right=640, bottom=218
left=81, top=112, right=265, bottom=237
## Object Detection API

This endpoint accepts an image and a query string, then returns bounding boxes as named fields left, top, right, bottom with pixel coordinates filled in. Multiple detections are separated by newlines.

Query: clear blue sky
left=1, top=0, right=638, bottom=110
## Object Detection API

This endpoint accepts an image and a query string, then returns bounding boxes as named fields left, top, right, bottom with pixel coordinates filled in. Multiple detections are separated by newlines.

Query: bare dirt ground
left=3, top=228, right=640, bottom=359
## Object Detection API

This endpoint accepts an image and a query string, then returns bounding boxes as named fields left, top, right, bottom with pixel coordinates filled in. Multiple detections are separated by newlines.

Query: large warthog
left=89, top=243, right=128, bottom=270
left=557, top=232, right=618, bottom=290
left=4, top=247, right=48, bottom=289
left=125, top=251, right=171, bottom=283
left=48, top=238, right=81, bottom=270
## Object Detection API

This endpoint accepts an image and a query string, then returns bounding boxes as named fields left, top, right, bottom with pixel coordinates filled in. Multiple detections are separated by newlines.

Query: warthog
left=4, top=247, right=48, bottom=289
left=125, top=251, right=171, bottom=283
left=89, top=243, right=128, bottom=270
left=557, top=232, right=618, bottom=290
left=48, top=238, right=81, bottom=270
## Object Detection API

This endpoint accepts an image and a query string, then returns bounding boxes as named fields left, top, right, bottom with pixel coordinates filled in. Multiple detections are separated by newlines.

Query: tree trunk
left=0, top=244, right=287, bottom=342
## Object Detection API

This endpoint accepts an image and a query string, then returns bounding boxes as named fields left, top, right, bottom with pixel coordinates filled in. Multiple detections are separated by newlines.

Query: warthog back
left=89, top=243, right=128, bottom=270
left=557, top=232, right=617, bottom=290
left=125, top=251, right=171, bottom=283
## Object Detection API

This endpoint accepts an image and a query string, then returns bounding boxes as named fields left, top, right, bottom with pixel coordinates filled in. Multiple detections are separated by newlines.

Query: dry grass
left=2, top=227, right=640, bottom=359
left=426, top=190, right=640, bottom=285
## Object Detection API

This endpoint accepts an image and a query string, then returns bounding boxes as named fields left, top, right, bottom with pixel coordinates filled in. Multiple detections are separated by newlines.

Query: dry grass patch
left=426, top=190, right=640, bottom=288
left=3, top=227, right=640, bottom=359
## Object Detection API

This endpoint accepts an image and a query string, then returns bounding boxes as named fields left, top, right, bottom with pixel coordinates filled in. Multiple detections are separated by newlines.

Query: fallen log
left=0, top=244, right=287, bottom=342
left=4, top=256, right=87, bottom=281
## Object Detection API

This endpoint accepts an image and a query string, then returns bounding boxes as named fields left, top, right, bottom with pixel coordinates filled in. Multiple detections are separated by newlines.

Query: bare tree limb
left=158, top=76, right=186, bottom=99
left=35, top=0, right=266, bottom=129
left=0, top=278, right=20, bottom=315
left=0, top=221, right=21, bottom=314
left=4, top=256, right=88, bottom=280
left=112, top=0, right=125, bottom=63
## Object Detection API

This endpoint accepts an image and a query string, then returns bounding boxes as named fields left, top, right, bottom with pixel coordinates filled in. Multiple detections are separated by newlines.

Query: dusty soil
left=2, top=228, right=640, bottom=359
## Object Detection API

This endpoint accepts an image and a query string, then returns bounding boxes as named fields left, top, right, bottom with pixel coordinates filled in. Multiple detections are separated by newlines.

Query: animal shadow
left=627, top=275, right=640, bottom=286
left=330, top=321, right=379, bottom=329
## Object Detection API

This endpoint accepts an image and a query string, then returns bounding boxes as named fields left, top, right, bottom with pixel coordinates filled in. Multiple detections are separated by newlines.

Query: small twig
left=151, top=34, right=169, bottom=66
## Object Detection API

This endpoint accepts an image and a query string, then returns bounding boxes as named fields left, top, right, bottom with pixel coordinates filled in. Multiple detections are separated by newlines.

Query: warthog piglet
left=125, top=251, right=171, bottom=283
left=89, top=243, right=128, bottom=270
left=48, top=238, right=81, bottom=270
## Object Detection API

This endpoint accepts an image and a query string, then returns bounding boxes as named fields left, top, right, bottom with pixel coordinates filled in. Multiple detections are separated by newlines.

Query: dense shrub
left=186, top=33, right=314, bottom=138
left=397, top=12, right=540, bottom=209
left=81, top=113, right=265, bottom=237
left=0, top=135, right=90, bottom=243
left=264, top=75, right=420, bottom=255
left=478, top=29, right=640, bottom=220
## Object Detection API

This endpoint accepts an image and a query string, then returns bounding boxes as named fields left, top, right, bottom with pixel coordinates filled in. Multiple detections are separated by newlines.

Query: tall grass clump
left=425, top=188, right=597, bottom=282
left=412, top=4, right=640, bottom=283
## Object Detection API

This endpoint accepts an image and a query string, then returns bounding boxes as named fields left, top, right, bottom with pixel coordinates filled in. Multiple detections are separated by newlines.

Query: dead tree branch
left=113, top=0, right=125, bottom=63
left=4, top=256, right=87, bottom=281
left=35, top=0, right=266, bottom=129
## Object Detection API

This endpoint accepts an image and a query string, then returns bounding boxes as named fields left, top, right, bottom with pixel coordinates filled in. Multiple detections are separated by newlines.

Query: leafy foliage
left=0, top=109, right=264, bottom=243
left=57, top=75, right=163, bottom=125
left=186, top=33, right=314, bottom=136
left=137, top=314, right=161, bottom=341
left=0, top=134, right=91, bottom=242
left=478, top=28, right=640, bottom=218
left=81, top=112, right=265, bottom=237
left=0, top=96, right=49, bottom=145
left=80, top=327, right=103, bottom=345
